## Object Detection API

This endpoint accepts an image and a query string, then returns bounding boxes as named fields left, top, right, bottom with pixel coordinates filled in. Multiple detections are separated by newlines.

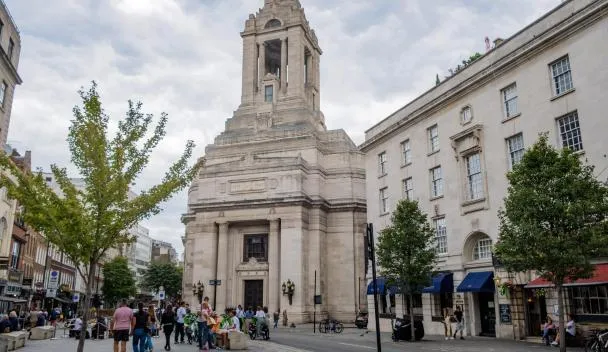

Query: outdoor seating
left=30, top=326, right=55, bottom=340
left=0, top=331, right=27, bottom=350
left=227, top=331, right=247, bottom=350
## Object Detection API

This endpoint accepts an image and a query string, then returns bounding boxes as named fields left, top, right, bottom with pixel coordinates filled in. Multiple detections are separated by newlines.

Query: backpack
left=36, top=314, right=45, bottom=326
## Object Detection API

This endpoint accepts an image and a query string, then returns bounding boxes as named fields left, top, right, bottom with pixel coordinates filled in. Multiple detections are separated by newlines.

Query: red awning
left=525, top=264, right=608, bottom=288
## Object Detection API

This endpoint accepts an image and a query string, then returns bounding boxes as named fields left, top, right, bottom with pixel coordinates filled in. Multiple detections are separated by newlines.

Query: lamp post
left=192, top=281, right=205, bottom=308
left=281, top=279, right=295, bottom=305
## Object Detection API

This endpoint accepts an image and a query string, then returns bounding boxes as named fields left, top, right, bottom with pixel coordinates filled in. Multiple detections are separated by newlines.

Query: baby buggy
left=184, top=313, right=199, bottom=345
left=392, top=317, right=424, bottom=341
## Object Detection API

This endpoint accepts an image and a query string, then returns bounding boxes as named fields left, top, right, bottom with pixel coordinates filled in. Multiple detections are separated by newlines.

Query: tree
left=376, top=199, right=437, bottom=341
left=101, top=256, right=136, bottom=306
left=494, top=133, right=608, bottom=352
left=0, top=82, right=203, bottom=352
left=142, top=262, right=183, bottom=299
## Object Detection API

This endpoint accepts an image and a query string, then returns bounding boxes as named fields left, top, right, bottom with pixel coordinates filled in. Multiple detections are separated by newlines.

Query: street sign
left=48, top=270, right=59, bottom=289
left=72, top=293, right=80, bottom=303
left=208, top=280, right=222, bottom=286
left=46, top=288, right=57, bottom=298
left=158, top=291, right=165, bottom=300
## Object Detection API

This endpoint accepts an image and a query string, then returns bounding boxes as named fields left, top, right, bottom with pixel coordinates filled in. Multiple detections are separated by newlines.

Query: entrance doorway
left=244, top=280, right=264, bottom=309
left=478, top=292, right=496, bottom=337
left=526, top=289, right=547, bottom=336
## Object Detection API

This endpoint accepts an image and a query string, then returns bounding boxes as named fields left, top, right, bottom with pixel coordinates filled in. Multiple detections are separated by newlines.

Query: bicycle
left=585, top=329, right=608, bottom=352
left=318, top=318, right=343, bottom=334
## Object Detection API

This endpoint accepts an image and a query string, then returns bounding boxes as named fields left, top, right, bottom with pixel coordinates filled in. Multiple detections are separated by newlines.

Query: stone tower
left=182, top=0, right=366, bottom=323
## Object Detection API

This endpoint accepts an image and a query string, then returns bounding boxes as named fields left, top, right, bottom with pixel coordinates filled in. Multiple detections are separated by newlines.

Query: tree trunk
left=77, top=260, right=96, bottom=352
left=409, top=292, right=415, bottom=342
left=557, top=284, right=566, bottom=352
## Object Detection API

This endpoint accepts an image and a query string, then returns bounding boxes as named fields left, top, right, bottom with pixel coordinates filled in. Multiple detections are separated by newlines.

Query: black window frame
left=243, top=234, right=268, bottom=262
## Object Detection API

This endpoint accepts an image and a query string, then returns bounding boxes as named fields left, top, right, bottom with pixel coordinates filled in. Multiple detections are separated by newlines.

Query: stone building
left=360, top=0, right=608, bottom=339
left=152, top=239, right=177, bottom=264
left=0, top=0, right=21, bottom=148
left=183, top=0, right=366, bottom=322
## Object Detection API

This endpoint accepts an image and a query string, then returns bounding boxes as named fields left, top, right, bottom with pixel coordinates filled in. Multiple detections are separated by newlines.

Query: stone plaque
left=229, top=179, right=266, bottom=194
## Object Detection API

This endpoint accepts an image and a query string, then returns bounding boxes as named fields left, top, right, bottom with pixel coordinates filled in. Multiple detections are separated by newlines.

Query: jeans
left=273, top=320, right=278, bottom=328
left=132, top=328, right=146, bottom=352
left=163, top=328, right=173, bottom=350
left=175, top=323, right=184, bottom=343
left=256, top=318, right=267, bottom=337
left=145, top=334, right=153, bottom=351
left=198, top=321, right=213, bottom=349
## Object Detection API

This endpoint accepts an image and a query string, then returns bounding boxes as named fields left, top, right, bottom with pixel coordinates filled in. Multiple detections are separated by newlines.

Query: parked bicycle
left=585, top=329, right=608, bottom=352
left=318, top=318, right=343, bottom=334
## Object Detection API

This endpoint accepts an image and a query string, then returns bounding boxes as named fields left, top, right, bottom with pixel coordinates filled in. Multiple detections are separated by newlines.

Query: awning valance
left=422, top=273, right=454, bottom=294
left=457, top=271, right=495, bottom=293
left=525, top=264, right=608, bottom=288
left=0, top=296, right=27, bottom=303
left=366, top=277, right=399, bottom=295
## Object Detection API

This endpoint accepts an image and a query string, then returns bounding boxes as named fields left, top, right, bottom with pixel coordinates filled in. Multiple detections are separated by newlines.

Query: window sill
left=460, top=120, right=472, bottom=126
left=550, top=88, right=576, bottom=101
left=378, top=173, right=387, bottom=179
left=461, top=197, right=486, bottom=207
left=379, top=212, right=389, bottom=217
left=501, top=113, right=521, bottom=123
left=430, top=195, right=444, bottom=201
left=427, top=150, right=440, bottom=157
left=401, top=162, right=412, bottom=168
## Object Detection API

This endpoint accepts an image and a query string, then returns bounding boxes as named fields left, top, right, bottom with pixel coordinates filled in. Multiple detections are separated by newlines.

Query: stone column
left=216, top=222, right=229, bottom=312
left=258, top=42, right=266, bottom=93
left=280, top=38, right=287, bottom=94
left=268, top=219, right=280, bottom=314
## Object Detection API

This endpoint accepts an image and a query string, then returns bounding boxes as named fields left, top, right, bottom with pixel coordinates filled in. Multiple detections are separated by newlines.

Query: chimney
left=493, top=38, right=504, bottom=47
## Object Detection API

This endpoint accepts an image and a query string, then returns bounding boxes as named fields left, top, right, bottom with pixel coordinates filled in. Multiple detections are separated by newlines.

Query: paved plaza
left=21, top=326, right=587, bottom=352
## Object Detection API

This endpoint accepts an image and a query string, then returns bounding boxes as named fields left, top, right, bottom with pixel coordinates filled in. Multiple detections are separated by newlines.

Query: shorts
left=113, top=329, right=130, bottom=342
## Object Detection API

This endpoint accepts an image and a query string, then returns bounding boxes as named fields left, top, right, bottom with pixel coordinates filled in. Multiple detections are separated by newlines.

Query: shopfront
left=457, top=271, right=496, bottom=337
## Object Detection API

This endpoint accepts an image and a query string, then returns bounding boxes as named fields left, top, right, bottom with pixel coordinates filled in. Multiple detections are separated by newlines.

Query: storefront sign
left=454, top=294, right=465, bottom=306
left=48, top=270, right=59, bottom=289
left=46, top=288, right=57, bottom=298
left=8, top=270, right=22, bottom=283
left=22, top=278, right=33, bottom=287
left=499, top=304, right=511, bottom=324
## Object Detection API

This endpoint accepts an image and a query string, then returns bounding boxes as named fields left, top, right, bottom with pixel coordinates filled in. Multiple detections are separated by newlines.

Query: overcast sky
left=4, top=0, right=558, bottom=256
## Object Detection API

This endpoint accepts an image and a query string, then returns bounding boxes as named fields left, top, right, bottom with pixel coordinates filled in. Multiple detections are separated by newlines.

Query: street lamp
left=281, top=279, right=295, bottom=305
left=192, top=281, right=205, bottom=304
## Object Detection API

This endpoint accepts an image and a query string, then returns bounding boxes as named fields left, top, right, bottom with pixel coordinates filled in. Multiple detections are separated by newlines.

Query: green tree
left=142, top=262, right=183, bottom=299
left=376, top=199, right=437, bottom=341
left=494, top=134, right=608, bottom=352
left=101, top=256, right=136, bottom=306
left=0, top=82, right=202, bottom=352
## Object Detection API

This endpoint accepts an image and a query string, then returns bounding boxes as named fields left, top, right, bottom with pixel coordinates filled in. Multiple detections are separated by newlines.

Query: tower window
left=264, top=85, right=273, bottom=103
left=265, top=19, right=281, bottom=29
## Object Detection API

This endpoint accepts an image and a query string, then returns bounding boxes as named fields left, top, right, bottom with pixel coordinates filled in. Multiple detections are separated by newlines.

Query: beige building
left=182, top=0, right=366, bottom=322
left=360, top=0, right=608, bottom=339
left=0, top=0, right=21, bottom=148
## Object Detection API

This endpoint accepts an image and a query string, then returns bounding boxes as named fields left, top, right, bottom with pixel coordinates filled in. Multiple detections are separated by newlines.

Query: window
left=432, top=292, right=453, bottom=319
left=428, top=125, right=439, bottom=152
left=434, top=218, right=447, bottom=254
left=473, top=238, right=493, bottom=260
left=461, top=106, right=472, bottom=124
left=0, top=81, right=6, bottom=107
left=551, top=56, right=573, bottom=95
left=243, top=234, right=268, bottom=262
left=7, top=39, right=13, bottom=60
left=402, top=178, right=413, bottom=200
left=502, top=83, right=518, bottom=118
left=506, top=133, right=525, bottom=169
left=557, top=111, right=583, bottom=151
left=570, top=285, right=608, bottom=316
left=10, top=241, right=20, bottom=269
left=400, top=140, right=411, bottom=165
left=378, top=152, right=387, bottom=176
left=465, top=153, right=483, bottom=200
left=379, top=187, right=388, bottom=214
left=430, top=166, right=443, bottom=198
left=264, top=85, right=273, bottom=102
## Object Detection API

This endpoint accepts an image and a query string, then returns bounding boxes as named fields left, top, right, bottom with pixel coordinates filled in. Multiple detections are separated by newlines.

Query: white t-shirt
left=177, top=307, right=187, bottom=323
left=232, top=316, right=240, bottom=331
left=566, top=320, right=575, bottom=336
left=73, top=318, right=83, bottom=330
left=255, top=310, right=265, bottom=319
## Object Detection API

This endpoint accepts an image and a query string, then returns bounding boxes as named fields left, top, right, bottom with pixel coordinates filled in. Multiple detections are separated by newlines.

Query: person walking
left=131, top=303, right=148, bottom=352
left=273, top=311, right=279, bottom=329
left=453, top=305, right=465, bottom=340
left=161, top=304, right=175, bottom=351
left=174, top=302, right=186, bottom=344
left=112, top=299, right=133, bottom=352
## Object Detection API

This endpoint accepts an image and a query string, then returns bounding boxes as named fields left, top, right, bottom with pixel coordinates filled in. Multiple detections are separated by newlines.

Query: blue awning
left=367, top=277, right=386, bottom=295
left=422, top=273, right=454, bottom=293
left=457, top=271, right=495, bottom=293
left=367, top=277, right=400, bottom=295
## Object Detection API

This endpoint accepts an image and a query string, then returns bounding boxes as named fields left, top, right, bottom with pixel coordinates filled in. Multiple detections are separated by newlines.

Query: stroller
left=184, top=313, right=198, bottom=345
left=392, top=316, right=424, bottom=341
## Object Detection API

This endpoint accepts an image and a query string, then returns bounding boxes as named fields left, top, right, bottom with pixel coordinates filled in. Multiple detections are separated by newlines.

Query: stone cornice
left=186, top=196, right=366, bottom=214
left=0, top=48, right=21, bottom=85
left=359, top=0, right=608, bottom=152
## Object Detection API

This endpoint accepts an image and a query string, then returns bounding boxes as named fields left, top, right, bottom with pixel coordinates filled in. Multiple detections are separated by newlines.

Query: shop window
left=431, top=292, right=453, bottom=320
left=570, top=285, right=608, bottom=316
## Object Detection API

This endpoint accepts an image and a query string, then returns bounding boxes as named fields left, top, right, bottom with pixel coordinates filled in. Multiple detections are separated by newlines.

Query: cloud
left=5, top=0, right=559, bottom=255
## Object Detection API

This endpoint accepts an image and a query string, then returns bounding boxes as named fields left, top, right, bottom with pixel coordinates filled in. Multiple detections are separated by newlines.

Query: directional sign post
left=208, top=279, right=221, bottom=311
left=158, top=291, right=165, bottom=301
